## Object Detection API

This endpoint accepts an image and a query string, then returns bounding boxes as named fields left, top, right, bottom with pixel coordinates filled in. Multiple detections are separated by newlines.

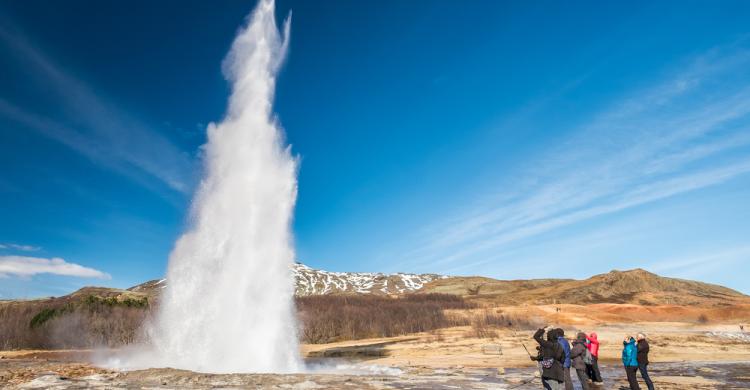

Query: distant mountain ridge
left=127, top=263, right=445, bottom=297
left=123, top=265, right=749, bottom=307
left=421, top=268, right=748, bottom=306
left=292, top=262, right=445, bottom=296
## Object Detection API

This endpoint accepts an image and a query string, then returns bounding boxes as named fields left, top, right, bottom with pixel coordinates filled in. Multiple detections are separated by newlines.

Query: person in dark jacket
left=554, top=328, right=573, bottom=390
left=570, top=332, right=591, bottom=390
left=622, top=336, right=640, bottom=390
left=535, top=345, right=544, bottom=378
left=532, top=327, right=565, bottom=390
left=636, top=333, right=655, bottom=390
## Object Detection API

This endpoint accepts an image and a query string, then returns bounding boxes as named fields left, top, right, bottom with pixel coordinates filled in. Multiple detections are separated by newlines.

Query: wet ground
left=1, top=358, right=748, bottom=389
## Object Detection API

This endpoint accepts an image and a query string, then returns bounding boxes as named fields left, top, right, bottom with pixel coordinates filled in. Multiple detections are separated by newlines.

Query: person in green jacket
left=622, top=336, right=640, bottom=389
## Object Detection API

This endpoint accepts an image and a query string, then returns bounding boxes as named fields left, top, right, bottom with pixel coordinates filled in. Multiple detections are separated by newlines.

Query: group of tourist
left=621, top=333, right=654, bottom=390
left=530, top=327, right=654, bottom=390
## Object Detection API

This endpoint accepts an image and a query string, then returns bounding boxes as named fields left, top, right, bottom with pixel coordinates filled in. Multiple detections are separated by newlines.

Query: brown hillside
left=421, top=268, right=748, bottom=306
left=421, top=276, right=569, bottom=299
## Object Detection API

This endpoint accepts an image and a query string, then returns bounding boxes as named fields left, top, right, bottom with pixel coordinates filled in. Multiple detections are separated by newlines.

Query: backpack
left=583, top=348, right=593, bottom=365
left=541, top=343, right=563, bottom=370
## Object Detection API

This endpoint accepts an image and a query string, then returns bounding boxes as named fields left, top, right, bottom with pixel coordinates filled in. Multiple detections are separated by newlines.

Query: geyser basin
left=120, top=0, right=300, bottom=373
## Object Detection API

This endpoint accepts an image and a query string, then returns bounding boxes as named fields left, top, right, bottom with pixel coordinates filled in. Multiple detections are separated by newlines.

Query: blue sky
left=1, top=0, right=750, bottom=298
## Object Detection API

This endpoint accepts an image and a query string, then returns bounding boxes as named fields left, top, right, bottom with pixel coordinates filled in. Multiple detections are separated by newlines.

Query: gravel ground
left=1, top=358, right=749, bottom=389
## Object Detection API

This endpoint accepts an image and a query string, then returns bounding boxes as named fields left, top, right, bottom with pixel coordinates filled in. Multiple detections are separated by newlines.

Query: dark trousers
left=586, top=356, right=603, bottom=382
left=625, top=366, right=640, bottom=390
left=638, top=364, right=654, bottom=390
left=563, top=367, right=573, bottom=390
left=542, top=378, right=563, bottom=390
left=575, top=368, right=590, bottom=390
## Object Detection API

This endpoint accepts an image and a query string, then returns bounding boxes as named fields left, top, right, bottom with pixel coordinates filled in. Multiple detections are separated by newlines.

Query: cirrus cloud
left=392, top=40, right=750, bottom=275
left=0, top=243, right=41, bottom=252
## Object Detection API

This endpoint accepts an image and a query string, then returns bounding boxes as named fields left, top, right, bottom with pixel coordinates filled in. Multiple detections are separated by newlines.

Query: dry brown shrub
left=0, top=295, right=149, bottom=350
left=469, top=310, right=500, bottom=339
left=467, top=309, right=544, bottom=339
left=3, top=292, right=478, bottom=349
left=295, top=293, right=474, bottom=344
left=428, top=329, right=446, bottom=342
left=466, top=284, right=483, bottom=296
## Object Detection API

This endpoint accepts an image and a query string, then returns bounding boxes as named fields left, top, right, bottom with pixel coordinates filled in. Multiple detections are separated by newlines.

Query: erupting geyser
left=133, top=0, right=300, bottom=373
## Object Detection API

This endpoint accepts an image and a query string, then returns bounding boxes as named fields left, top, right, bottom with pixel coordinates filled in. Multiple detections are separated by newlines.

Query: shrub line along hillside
left=1, top=268, right=747, bottom=350
left=0, top=292, right=149, bottom=350
left=1, top=292, right=481, bottom=349
left=296, top=293, right=474, bottom=344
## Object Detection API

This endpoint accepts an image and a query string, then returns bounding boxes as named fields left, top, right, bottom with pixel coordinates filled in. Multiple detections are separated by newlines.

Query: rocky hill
left=128, top=263, right=444, bottom=297
left=101, top=266, right=750, bottom=306
left=292, top=263, right=444, bottom=296
left=421, top=268, right=748, bottom=306
left=9, top=264, right=748, bottom=307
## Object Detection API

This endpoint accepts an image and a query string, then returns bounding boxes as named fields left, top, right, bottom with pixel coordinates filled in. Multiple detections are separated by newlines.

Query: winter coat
left=533, top=328, right=565, bottom=382
left=637, top=339, right=650, bottom=366
left=586, top=332, right=600, bottom=357
left=570, top=334, right=588, bottom=370
left=622, top=338, right=639, bottom=367
left=557, top=335, right=572, bottom=368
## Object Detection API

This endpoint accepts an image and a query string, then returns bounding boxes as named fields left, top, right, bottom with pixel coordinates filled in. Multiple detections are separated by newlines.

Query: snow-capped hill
left=292, top=263, right=445, bottom=296
left=128, top=263, right=446, bottom=297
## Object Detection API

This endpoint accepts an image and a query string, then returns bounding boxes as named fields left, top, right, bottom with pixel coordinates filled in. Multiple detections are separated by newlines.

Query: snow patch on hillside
left=130, top=263, right=447, bottom=297
left=293, top=263, right=445, bottom=296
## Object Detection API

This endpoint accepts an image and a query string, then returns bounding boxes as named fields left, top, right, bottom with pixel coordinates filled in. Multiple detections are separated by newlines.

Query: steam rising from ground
left=115, top=0, right=300, bottom=373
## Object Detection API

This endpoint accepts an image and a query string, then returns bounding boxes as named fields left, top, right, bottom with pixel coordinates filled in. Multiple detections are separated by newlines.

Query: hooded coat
left=533, top=328, right=565, bottom=382
left=570, top=333, right=588, bottom=370
left=637, top=338, right=650, bottom=366
left=586, top=332, right=600, bottom=357
left=622, top=337, right=639, bottom=367
left=555, top=329, right=572, bottom=368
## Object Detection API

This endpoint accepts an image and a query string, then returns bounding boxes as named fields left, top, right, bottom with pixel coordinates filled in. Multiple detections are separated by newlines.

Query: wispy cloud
left=0, top=255, right=110, bottom=279
left=638, top=246, right=750, bottom=291
left=643, top=245, right=750, bottom=276
left=398, top=42, right=750, bottom=274
left=0, top=243, right=40, bottom=252
left=0, top=23, right=193, bottom=193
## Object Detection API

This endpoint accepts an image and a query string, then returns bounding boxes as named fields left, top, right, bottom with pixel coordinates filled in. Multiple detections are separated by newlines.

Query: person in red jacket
left=586, top=332, right=603, bottom=384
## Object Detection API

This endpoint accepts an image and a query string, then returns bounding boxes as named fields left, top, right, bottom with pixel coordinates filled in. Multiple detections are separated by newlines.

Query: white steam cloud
left=115, top=0, right=301, bottom=373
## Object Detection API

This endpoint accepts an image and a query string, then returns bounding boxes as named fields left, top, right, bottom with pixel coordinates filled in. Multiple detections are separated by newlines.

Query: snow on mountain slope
left=293, top=263, right=445, bottom=296
left=128, top=263, right=445, bottom=297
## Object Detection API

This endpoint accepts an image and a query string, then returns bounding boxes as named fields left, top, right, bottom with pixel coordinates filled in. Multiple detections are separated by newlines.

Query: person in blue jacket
left=622, top=336, right=640, bottom=389
left=554, top=328, right=573, bottom=390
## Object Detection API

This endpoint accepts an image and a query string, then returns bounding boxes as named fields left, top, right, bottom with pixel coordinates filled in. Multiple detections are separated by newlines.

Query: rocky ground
left=302, top=321, right=750, bottom=369
left=2, top=321, right=749, bottom=389
left=0, top=358, right=748, bottom=389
